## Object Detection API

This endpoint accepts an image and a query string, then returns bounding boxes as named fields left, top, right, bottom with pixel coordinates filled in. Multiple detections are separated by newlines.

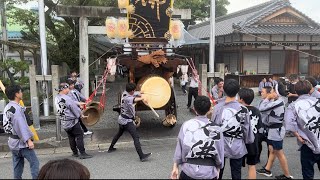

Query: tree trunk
left=19, top=48, right=25, bottom=77
left=5, top=68, right=15, bottom=85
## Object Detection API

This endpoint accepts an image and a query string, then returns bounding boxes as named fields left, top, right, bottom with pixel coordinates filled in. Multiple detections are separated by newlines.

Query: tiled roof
left=188, top=0, right=320, bottom=39
left=242, top=25, right=320, bottom=35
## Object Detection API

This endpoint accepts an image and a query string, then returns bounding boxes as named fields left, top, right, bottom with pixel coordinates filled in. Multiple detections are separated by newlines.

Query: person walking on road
left=238, top=88, right=262, bottom=179
left=171, top=96, right=224, bottom=179
left=211, top=79, right=254, bottom=180
left=108, top=83, right=152, bottom=162
left=55, top=82, right=92, bottom=159
left=2, top=85, right=39, bottom=179
left=257, top=83, right=292, bottom=179
left=187, top=71, right=199, bottom=109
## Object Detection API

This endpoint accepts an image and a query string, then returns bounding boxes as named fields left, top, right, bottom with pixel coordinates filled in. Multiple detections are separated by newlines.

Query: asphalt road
left=1, top=77, right=319, bottom=179
left=1, top=136, right=320, bottom=179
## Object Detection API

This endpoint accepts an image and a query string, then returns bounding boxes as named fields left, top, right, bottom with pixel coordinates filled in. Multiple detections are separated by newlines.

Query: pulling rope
left=78, top=44, right=119, bottom=111
left=185, top=58, right=216, bottom=105
left=85, top=64, right=110, bottom=110
left=99, top=69, right=108, bottom=111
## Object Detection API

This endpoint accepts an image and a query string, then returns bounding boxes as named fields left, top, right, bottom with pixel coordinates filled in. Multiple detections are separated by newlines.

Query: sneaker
left=257, top=168, right=272, bottom=177
left=275, top=175, right=293, bottom=179
left=79, top=153, right=93, bottom=159
left=72, top=153, right=79, bottom=157
left=107, top=147, right=117, bottom=153
left=84, top=131, right=93, bottom=135
left=140, top=153, right=152, bottom=162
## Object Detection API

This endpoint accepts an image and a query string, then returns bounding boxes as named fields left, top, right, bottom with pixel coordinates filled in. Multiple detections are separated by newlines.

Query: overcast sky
left=16, top=0, right=320, bottom=23
left=227, top=0, right=320, bottom=23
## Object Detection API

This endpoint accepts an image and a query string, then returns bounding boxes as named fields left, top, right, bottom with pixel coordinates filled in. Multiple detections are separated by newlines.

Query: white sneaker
left=84, top=131, right=93, bottom=135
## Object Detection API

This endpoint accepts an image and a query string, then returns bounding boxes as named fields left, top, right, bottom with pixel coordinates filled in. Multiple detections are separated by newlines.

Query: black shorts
left=243, top=140, right=259, bottom=166
left=242, top=154, right=259, bottom=166
left=267, top=139, right=283, bottom=150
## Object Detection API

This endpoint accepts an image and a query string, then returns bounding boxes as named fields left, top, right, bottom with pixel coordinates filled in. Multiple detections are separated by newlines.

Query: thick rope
left=185, top=58, right=216, bottom=105
left=85, top=65, right=110, bottom=108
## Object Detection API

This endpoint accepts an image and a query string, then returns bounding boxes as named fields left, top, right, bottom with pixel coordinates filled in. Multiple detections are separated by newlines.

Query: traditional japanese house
left=184, top=0, right=320, bottom=87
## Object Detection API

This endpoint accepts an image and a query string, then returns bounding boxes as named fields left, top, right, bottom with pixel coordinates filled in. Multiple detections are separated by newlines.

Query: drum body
left=82, top=106, right=101, bottom=126
left=87, top=101, right=103, bottom=114
left=137, top=75, right=171, bottom=109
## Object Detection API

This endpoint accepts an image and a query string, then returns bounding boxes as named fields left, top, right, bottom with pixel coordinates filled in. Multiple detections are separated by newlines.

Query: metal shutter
left=229, top=53, right=238, bottom=73
left=223, top=53, right=238, bottom=73
left=243, top=52, right=258, bottom=73
left=270, top=51, right=285, bottom=74
left=257, top=51, right=270, bottom=74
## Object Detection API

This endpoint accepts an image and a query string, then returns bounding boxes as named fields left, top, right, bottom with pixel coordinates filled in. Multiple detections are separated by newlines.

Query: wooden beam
left=0, top=40, right=39, bottom=49
left=56, top=5, right=191, bottom=20
left=88, top=26, right=106, bottom=34
left=56, top=5, right=124, bottom=18
left=35, top=75, right=52, bottom=81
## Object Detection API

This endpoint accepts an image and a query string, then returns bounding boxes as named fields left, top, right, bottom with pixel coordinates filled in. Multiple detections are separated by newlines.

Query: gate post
left=199, top=64, right=208, bottom=96
left=31, top=97, right=40, bottom=129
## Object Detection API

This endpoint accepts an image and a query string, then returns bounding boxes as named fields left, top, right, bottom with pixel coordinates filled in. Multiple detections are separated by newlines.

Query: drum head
left=140, top=76, right=171, bottom=108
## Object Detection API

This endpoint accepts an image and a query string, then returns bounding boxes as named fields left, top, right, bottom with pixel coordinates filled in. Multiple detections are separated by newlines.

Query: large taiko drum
left=81, top=103, right=101, bottom=126
left=87, top=101, right=103, bottom=114
left=137, top=75, right=172, bottom=108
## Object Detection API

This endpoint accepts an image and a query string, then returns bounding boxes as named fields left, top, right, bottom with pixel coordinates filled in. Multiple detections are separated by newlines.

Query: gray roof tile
left=188, top=0, right=320, bottom=39
left=243, top=25, right=320, bottom=35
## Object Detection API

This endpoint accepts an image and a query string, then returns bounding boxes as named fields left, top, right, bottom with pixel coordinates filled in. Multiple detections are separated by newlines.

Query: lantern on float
left=105, top=17, right=117, bottom=39
left=117, top=17, right=129, bottom=39
left=169, top=20, right=182, bottom=40
left=118, top=0, right=129, bottom=9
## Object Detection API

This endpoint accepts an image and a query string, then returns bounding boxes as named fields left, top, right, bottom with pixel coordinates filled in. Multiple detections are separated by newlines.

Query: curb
left=0, top=137, right=177, bottom=159
left=0, top=137, right=59, bottom=152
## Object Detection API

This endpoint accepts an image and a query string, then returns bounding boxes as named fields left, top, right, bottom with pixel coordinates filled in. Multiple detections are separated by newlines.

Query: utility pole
left=209, top=0, right=215, bottom=73
left=0, top=0, right=8, bottom=61
left=38, top=0, right=49, bottom=116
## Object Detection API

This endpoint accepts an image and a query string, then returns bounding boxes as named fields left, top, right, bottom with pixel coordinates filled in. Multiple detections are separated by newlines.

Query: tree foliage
left=0, top=58, right=29, bottom=85
left=0, top=58, right=30, bottom=102
left=174, top=0, right=230, bottom=24
left=7, top=0, right=117, bottom=71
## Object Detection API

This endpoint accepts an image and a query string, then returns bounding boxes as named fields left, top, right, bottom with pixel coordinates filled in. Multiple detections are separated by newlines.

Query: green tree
left=0, top=59, right=30, bottom=102
left=174, top=0, right=230, bottom=24
left=0, top=58, right=29, bottom=85
left=7, top=0, right=117, bottom=71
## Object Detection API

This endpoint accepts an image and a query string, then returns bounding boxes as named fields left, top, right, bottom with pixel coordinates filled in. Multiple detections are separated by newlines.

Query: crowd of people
left=173, top=74, right=320, bottom=180
left=1, top=71, right=97, bottom=179
left=2, top=69, right=320, bottom=179
left=1, top=69, right=155, bottom=179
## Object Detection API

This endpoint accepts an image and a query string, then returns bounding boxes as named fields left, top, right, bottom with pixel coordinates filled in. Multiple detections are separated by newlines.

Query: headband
left=55, top=83, right=69, bottom=92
